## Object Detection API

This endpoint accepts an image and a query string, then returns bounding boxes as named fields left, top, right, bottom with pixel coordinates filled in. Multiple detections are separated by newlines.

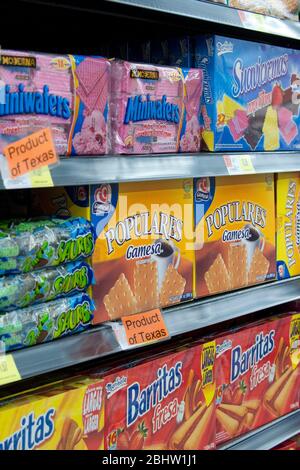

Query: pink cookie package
left=110, top=60, right=203, bottom=154
left=0, top=50, right=110, bottom=156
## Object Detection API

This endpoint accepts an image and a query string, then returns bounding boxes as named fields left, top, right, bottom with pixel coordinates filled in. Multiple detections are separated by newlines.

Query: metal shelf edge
left=2, top=153, right=300, bottom=189
left=219, top=410, right=300, bottom=450
left=6, top=276, right=300, bottom=386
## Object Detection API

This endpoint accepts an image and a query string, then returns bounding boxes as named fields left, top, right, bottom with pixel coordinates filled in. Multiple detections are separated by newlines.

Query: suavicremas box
left=194, top=174, right=276, bottom=298
left=195, top=35, right=300, bottom=151
left=0, top=378, right=104, bottom=450
left=215, top=313, right=300, bottom=445
left=31, top=180, right=194, bottom=324
left=104, top=341, right=216, bottom=450
left=276, top=173, right=300, bottom=280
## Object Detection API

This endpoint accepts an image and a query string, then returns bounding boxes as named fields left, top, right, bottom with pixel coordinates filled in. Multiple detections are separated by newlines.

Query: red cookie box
left=103, top=341, right=216, bottom=450
left=215, top=313, right=300, bottom=445
left=273, top=433, right=300, bottom=450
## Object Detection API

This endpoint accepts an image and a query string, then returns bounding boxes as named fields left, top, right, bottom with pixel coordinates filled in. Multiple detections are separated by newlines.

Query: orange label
left=3, top=128, right=58, bottom=179
left=122, top=309, right=169, bottom=346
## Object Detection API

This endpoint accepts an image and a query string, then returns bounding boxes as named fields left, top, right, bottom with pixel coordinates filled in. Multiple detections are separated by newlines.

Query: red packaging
left=273, top=433, right=300, bottom=450
left=216, top=313, right=300, bottom=445
left=104, top=341, right=216, bottom=450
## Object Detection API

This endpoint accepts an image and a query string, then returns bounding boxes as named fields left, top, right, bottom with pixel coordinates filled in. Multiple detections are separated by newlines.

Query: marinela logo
left=92, top=184, right=113, bottom=215
left=196, top=177, right=210, bottom=201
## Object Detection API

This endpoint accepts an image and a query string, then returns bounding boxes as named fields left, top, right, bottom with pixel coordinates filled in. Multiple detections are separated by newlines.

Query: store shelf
left=1, top=152, right=300, bottom=189
left=2, top=276, right=299, bottom=390
left=219, top=410, right=300, bottom=450
left=106, top=0, right=300, bottom=41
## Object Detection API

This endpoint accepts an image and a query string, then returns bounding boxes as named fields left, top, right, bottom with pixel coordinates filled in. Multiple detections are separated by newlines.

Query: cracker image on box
left=276, top=173, right=300, bottom=280
left=92, top=179, right=194, bottom=324
left=194, top=175, right=276, bottom=297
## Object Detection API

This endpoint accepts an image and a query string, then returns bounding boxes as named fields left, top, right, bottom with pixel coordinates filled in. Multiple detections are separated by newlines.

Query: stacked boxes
left=0, top=312, right=298, bottom=449
left=193, top=175, right=276, bottom=297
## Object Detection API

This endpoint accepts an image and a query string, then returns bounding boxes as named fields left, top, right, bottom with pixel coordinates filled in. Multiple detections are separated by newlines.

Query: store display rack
left=219, top=410, right=300, bottom=450
left=2, top=152, right=300, bottom=189
left=2, top=275, right=299, bottom=392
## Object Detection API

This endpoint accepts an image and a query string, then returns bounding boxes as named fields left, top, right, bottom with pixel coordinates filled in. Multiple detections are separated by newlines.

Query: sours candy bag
left=0, top=260, right=94, bottom=311
left=0, top=293, right=94, bottom=352
left=0, top=217, right=96, bottom=274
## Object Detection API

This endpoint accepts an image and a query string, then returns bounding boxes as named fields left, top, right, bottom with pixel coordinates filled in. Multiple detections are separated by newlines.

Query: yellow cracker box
left=276, top=173, right=300, bottom=280
left=194, top=175, right=276, bottom=298
left=31, top=180, right=194, bottom=324
left=0, top=378, right=104, bottom=450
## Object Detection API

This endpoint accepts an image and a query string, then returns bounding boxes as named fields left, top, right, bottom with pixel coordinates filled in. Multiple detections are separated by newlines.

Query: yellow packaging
left=31, top=180, right=195, bottom=324
left=276, top=173, right=300, bottom=280
left=0, top=378, right=104, bottom=450
left=194, top=175, right=276, bottom=297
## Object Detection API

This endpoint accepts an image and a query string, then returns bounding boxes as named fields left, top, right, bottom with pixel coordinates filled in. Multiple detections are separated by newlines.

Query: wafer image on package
left=194, top=175, right=276, bottom=298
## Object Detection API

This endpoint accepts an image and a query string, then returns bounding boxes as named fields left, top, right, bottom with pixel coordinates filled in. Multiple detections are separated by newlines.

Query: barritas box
left=215, top=313, right=300, bottom=445
left=31, top=180, right=195, bottom=324
left=194, top=174, right=276, bottom=298
left=104, top=341, right=216, bottom=450
left=195, top=35, right=300, bottom=151
left=0, top=378, right=104, bottom=450
left=276, top=173, right=300, bottom=280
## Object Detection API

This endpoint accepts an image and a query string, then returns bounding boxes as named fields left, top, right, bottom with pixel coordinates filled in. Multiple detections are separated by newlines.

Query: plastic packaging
left=0, top=293, right=95, bottom=351
left=0, top=217, right=95, bottom=274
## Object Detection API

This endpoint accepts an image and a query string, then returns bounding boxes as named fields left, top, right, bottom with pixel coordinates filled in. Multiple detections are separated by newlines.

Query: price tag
left=3, top=128, right=58, bottom=179
left=224, top=155, right=255, bottom=175
left=0, top=354, right=21, bottom=386
left=121, top=309, right=169, bottom=347
left=238, top=10, right=268, bottom=33
left=29, top=165, right=54, bottom=187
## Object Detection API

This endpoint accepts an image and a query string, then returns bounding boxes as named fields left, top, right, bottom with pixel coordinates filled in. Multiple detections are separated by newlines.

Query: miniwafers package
left=194, top=175, right=276, bottom=297
left=0, top=50, right=110, bottom=156
left=195, top=36, right=300, bottom=151
left=0, top=293, right=94, bottom=352
left=110, top=60, right=203, bottom=154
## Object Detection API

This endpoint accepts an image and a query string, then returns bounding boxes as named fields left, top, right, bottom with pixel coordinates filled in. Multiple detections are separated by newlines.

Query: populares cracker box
left=0, top=377, right=104, bottom=450
left=215, top=313, right=300, bottom=445
left=104, top=341, right=216, bottom=450
left=0, top=50, right=110, bottom=156
left=31, top=180, right=194, bottom=324
left=195, top=36, right=300, bottom=151
left=194, top=174, right=276, bottom=298
left=276, top=173, right=300, bottom=280
left=110, top=60, right=203, bottom=154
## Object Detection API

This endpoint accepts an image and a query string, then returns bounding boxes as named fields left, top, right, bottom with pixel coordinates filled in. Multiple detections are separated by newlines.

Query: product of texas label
left=215, top=313, right=300, bottom=444
left=276, top=173, right=300, bottom=279
left=104, top=341, right=216, bottom=450
left=0, top=378, right=104, bottom=450
left=195, top=35, right=300, bottom=151
left=194, top=174, right=276, bottom=297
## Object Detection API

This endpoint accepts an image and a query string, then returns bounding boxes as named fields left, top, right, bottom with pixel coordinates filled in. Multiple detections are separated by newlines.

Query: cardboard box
left=31, top=180, right=194, bottom=324
left=0, top=378, right=104, bottom=450
left=104, top=341, right=216, bottom=450
left=194, top=174, right=276, bottom=298
left=276, top=173, right=300, bottom=279
left=195, top=35, right=300, bottom=151
left=215, top=313, right=300, bottom=445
